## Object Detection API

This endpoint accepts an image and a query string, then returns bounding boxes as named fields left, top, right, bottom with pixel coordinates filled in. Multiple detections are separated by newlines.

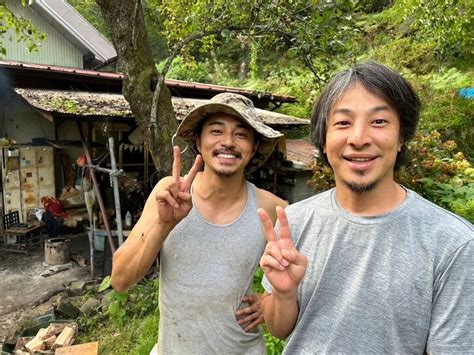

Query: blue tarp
left=459, top=88, right=474, bottom=99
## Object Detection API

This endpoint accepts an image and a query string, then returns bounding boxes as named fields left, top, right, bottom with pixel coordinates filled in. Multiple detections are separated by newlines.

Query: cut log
left=36, top=327, right=49, bottom=340
left=51, top=325, right=76, bottom=350
left=14, top=336, right=34, bottom=350
left=55, top=342, right=99, bottom=355
left=25, top=336, right=45, bottom=352
left=45, top=323, right=68, bottom=338
left=43, top=335, right=57, bottom=349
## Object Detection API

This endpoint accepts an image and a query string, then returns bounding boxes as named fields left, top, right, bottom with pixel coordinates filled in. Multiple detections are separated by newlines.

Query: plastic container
left=125, top=211, right=132, bottom=228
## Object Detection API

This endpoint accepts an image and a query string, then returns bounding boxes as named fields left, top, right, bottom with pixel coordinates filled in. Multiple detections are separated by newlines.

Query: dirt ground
left=0, top=232, right=95, bottom=344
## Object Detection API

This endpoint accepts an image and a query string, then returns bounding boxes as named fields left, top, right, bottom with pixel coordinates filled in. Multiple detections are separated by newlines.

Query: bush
left=397, top=131, right=473, bottom=222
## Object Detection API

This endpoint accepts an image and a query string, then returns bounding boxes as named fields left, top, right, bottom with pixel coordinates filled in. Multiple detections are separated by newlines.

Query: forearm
left=111, top=215, right=173, bottom=292
left=262, top=291, right=299, bottom=339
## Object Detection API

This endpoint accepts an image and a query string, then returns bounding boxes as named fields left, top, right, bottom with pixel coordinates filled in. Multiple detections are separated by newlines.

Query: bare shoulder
left=256, top=188, right=288, bottom=225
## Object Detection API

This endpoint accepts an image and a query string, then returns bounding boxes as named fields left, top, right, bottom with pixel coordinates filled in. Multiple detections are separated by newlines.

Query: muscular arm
left=110, top=182, right=173, bottom=292
left=111, top=147, right=202, bottom=292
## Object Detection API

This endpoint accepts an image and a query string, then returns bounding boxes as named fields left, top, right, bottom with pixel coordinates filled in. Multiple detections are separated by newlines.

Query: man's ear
left=398, top=139, right=404, bottom=152
left=196, top=135, right=201, bottom=153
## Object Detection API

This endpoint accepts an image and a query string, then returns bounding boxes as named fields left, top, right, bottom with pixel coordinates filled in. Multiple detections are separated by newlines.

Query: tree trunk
left=95, top=0, right=176, bottom=173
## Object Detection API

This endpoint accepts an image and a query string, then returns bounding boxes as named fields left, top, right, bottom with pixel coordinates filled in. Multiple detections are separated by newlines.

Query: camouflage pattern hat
left=176, top=93, right=283, bottom=173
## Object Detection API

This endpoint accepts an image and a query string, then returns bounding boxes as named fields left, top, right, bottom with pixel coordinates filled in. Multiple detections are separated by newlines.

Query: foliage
left=398, top=0, right=473, bottom=60
left=68, top=0, right=110, bottom=40
left=159, top=0, right=360, bottom=87
left=397, top=131, right=473, bottom=222
left=0, top=0, right=46, bottom=56
left=157, top=55, right=210, bottom=83
left=78, top=276, right=160, bottom=354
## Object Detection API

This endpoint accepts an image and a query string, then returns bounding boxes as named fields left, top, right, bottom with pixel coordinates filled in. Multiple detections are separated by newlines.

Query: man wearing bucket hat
left=111, top=93, right=287, bottom=354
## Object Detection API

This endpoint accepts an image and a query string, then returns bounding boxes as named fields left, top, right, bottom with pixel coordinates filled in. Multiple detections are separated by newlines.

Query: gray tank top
left=158, top=181, right=266, bottom=354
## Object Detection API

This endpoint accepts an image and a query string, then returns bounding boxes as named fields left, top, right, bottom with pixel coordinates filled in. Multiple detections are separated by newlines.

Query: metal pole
left=108, top=137, right=124, bottom=246
left=76, top=122, right=116, bottom=254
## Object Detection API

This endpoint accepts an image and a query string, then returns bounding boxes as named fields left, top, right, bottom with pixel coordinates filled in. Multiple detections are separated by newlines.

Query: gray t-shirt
left=158, top=181, right=266, bottom=354
left=263, top=188, right=473, bottom=354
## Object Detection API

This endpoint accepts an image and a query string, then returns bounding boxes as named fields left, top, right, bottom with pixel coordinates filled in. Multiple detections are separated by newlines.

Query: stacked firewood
left=13, top=323, right=76, bottom=354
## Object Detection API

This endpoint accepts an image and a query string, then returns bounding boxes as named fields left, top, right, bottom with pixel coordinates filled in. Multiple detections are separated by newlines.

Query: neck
left=193, top=169, right=247, bottom=204
left=335, top=180, right=406, bottom=216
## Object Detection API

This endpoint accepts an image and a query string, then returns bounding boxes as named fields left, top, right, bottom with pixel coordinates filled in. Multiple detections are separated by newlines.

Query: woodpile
left=13, top=323, right=77, bottom=354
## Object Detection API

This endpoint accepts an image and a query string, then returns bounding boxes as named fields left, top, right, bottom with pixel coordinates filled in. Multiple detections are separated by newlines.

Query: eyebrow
left=206, top=120, right=251, bottom=130
left=332, top=105, right=392, bottom=115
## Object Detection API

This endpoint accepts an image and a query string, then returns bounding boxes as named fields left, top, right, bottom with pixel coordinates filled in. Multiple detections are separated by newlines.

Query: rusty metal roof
left=14, top=89, right=309, bottom=126
left=1, top=60, right=296, bottom=104
left=285, top=139, right=318, bottom=170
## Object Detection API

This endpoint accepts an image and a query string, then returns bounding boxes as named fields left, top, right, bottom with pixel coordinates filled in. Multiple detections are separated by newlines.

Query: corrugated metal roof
left=286, top=139, right=318, bottom=170
left=0, top=60, right=296, bottom=104
left=14, top=89, right=309, bottom=126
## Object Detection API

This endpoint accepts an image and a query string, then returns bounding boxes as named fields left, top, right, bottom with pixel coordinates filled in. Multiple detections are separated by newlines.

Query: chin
left=343, top=180, right=378, bottom=194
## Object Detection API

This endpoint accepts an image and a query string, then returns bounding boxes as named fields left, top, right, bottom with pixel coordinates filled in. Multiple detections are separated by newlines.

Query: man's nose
left=347, top=122, right=371, bottom=148
left=221, top=132, right=235, bottom=146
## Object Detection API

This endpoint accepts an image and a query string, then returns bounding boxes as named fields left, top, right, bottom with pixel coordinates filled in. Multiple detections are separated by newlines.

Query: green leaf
left=99, top=275, right=112, bottom=292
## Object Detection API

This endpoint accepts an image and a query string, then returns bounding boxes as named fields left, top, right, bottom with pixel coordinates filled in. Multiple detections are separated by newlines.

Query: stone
left=56, top=298, right=80, bottom=319
left=79, top=298, right=100, bottom=315
left=67, top=281, right=86, bottom=296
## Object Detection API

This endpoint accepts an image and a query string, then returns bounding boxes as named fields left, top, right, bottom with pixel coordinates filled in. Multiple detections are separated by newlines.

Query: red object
left=76, top=154, right=87, bottom=167
left=41, top=196, right=68, bottom=218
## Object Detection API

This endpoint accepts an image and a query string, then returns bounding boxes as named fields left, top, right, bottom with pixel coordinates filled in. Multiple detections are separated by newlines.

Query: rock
left=67, top=281, right=86, bottom=296
left=100, top=290, right=114, bottom=308
left=56, top=297, right=80, bottom=319
left=79, top=298, right=100, bottom=315
left=18, top=313, right=36, bottom=329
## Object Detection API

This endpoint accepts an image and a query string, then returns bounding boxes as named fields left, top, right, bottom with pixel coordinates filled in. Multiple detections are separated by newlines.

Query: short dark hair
left=311, top=60, right=421, bottom=171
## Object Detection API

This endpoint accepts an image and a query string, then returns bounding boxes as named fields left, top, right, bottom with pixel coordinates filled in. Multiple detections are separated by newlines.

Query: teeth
left=351, top=158, right=371, bottom=162
left=217, top=154, right=236, bottom=159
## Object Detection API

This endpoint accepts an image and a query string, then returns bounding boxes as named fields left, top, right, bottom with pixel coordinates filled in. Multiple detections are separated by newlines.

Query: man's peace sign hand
left=155, top=146, right=202, bottom=227
left=258, top=206, right=308, bottom=297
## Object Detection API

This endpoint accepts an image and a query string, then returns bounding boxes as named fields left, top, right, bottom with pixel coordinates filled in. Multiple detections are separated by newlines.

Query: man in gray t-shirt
left=259, top=61, right=474, bottom=353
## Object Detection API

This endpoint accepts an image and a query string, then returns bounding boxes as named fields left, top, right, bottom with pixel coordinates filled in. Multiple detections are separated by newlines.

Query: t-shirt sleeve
left=427, top=238, right=474, bottom=353
left=261, top=274, right=273, bottom=294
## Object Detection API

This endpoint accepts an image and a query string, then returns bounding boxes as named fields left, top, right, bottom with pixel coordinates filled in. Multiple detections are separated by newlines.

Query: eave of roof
left=31, top=0, right=116, bottom=62
left=0, top=60, right=296, bottom=105
left=14, top=89, right=309, bottom=127
left=285, top=139, right=318, bottom=170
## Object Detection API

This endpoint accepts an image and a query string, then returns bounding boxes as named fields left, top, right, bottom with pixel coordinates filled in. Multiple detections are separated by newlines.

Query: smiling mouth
left=214, top=150, right=241, bottom=160
left=344, top=157, right=374, bottom=162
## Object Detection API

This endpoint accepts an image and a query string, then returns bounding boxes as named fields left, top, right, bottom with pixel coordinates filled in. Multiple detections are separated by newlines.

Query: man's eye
left=236, top=132, right=248, bottom=138
left=334, top=120, right=350, bottom=126
left=211, top=129, right=222, bottom=134
left=373, top=119, right=387, bottom=125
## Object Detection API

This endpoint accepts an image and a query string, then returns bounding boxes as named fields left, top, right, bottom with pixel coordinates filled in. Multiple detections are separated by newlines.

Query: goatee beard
left=344, top=180, right=377, bottom=193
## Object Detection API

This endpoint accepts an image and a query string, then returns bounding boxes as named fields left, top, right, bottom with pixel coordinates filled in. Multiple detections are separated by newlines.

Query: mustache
left=213, top=149, right=242, bottom=158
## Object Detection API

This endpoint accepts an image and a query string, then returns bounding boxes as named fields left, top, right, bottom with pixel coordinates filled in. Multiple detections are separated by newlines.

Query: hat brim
left=176, top=102, right=282, bottom=173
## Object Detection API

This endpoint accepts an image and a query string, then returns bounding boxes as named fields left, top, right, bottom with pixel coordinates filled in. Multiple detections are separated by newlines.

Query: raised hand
left=155, top=146, right=202, bottom=226
left=258, top=206, right=308, bottom=297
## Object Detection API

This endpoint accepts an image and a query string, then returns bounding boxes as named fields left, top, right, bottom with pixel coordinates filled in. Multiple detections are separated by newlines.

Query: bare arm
left=111, top=147, right=202, bottom=292
left=258, top=207, right=308, bottom=339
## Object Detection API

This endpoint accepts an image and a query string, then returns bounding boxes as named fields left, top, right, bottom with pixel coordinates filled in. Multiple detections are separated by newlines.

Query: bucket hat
left=175, top=93, right=283, bottom=173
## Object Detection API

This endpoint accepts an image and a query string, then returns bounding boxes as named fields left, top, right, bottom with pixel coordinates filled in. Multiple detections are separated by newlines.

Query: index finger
left=172, top=146, right=181, bottom=183
left=258, top=208, right=277, bottom=242
left=276, top=206, right=292, bottom=240
left=181, top=154, right=203, bottom=191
